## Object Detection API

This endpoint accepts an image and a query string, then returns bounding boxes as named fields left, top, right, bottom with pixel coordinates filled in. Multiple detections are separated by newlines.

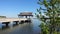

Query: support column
left=25, top=16, right=27, bottom=18
left=6, top=23, right=9, bottom=27
left=13, top=21, right=19, bottom=25
left=25, top=20, right=31, bottom=23
left=16, top=22, right=18, bottom=25
left=20, top=20, right=25, bottom=24
left=2, top=22, right=10, bottom=27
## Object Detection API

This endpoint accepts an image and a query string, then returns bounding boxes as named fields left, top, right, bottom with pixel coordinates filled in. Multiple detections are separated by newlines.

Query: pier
left=0, top=12, right=33, bottom=27
left=0, top=18, right=31, bottom=27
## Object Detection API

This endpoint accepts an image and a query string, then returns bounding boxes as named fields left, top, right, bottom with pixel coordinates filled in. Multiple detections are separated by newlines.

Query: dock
left=0, top=12, right=33, bottom=27
left=0, top=18, right=31, bottom=26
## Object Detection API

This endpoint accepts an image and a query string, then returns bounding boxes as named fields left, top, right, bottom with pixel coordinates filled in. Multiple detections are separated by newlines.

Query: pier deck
left=0, top=18, right=30, bottom=26
left=0, top=18, right=27, bottom=22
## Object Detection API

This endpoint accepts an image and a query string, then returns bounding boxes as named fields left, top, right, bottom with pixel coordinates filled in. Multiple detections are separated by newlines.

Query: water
left=0, top=18, right=41, bottom=34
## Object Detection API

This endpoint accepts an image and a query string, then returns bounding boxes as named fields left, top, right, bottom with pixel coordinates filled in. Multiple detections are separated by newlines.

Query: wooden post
left=26, top=16, right=27, bottom=18
left=16, top=22, right=18, bottom=25
left=13, top=21, right=19, bottom=25
left=6, top=23, right=9, bottom=27
left=2, top=22, right=10, bottom=27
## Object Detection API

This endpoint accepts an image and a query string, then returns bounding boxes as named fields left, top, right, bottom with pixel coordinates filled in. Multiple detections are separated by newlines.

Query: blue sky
left=0, top=0, right=40, bottom=18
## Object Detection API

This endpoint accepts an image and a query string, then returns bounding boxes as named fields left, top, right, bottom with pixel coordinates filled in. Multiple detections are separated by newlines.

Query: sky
left=0, top=0, right=40, bottom=18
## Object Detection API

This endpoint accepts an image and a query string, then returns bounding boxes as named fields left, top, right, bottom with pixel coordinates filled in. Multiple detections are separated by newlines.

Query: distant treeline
left=0, top=16, right=6, bottom=18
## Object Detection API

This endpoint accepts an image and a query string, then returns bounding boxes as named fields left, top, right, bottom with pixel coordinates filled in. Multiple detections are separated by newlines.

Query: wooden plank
left=0, top=18, right=28, bottom=23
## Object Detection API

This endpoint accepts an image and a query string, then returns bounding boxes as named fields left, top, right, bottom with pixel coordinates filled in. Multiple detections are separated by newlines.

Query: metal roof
left=18, top=12, right=33, bottom=16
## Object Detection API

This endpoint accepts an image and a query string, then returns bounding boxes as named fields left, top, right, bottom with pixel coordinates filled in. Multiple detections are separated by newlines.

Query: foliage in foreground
left=36, top=0, right=60, bottom=34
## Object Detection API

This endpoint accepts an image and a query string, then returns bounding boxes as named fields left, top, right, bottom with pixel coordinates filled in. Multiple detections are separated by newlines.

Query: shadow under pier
left=2, top=22, right=10, bottom=27
left=13, top=21, right=19, bottom=25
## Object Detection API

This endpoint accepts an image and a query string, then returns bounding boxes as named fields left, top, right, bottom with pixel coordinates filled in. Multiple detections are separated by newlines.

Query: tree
left=36, top=0, right=60, bottom=34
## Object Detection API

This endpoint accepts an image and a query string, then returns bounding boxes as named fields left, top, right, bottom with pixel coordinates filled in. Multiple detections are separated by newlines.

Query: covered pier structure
left=18, top=12, right=33, bottom=18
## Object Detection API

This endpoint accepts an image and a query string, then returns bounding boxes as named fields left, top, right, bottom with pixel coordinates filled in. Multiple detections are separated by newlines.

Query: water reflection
left=0, top=19, right=41, bottom=34
left=2, top=26, right=10, bottom=30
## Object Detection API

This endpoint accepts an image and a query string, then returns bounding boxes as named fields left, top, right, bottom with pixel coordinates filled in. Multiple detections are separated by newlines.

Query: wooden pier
left=0, top=18, right=31, bottom=26
left=0, top=12, right=33, bottom=27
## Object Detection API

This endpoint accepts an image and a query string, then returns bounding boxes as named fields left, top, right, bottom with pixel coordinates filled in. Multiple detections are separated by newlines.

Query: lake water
left=0, top=18, right=41, bottom=34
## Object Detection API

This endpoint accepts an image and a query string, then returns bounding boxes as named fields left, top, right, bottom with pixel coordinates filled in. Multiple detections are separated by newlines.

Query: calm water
left=0, top=19, right=41, bottom=34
